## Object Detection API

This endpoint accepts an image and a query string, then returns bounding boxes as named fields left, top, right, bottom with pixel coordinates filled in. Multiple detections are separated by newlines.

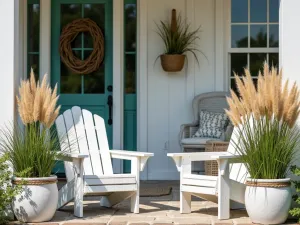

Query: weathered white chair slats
left=56, top=106, right=153, bottom=218
left=168, top=125, right=248, bottom=220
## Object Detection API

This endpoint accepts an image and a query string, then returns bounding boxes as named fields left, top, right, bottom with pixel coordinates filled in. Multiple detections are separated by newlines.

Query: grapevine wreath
left=59, top=18, right=104, bottom=74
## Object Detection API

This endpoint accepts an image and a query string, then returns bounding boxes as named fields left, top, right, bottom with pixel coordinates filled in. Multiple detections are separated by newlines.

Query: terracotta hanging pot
left=160, top=54, right=185, bottom=72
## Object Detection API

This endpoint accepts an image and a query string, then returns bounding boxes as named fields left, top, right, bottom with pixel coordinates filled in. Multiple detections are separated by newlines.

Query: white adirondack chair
left=168, top=125, right=248, bottom=220
left=56, top=106, right=153, bottom=218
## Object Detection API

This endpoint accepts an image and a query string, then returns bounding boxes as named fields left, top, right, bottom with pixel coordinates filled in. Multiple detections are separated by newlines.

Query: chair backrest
left=227, top=123, right=249, bottom=183
left=55, top=106, right=113, bottom=182
left=192, top=92, right=230, bottom=122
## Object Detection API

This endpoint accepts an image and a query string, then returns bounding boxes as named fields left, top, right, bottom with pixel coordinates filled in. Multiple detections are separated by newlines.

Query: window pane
left=84, top=4, right=105, bottom=48
left=250, top=0, right=267, bottom=22
left=28, top=4, right=40, bottom=52
left=230, top=78, right=239, bottom=94
left=125, top=4, right=137, bottom=52
left=28, top=54, right=39, bottom=80
left=269, top=25, right=279, bottom=47
left=61, top=4, right=82, bottom=49
left=250, top=53, right=267, bottom=76
left=250, top=25, right=267, bottom=47
left=231, top=0, right=248, bottom=23
left=269, top=0, right=279, bottom=22
left=84, top=50, right=105, bottom=93
left=231, top=25, right=248, bottom=48
left=269, top=53, right=279, bottom=68
left=125, top=54, right=136, bottom=94
left=60, top=50, right=81, bottom=93
left=231, top=53, right=248, bottom=77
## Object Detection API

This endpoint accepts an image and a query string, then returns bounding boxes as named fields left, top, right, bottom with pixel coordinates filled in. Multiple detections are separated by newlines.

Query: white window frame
left=228, top=0, right=279, bottom=89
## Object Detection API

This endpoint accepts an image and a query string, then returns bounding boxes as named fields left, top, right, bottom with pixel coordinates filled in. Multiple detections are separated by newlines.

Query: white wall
left=144, top=0, right=227, bottom=180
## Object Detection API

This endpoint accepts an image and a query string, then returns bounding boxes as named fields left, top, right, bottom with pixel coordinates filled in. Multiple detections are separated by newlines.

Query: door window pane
left=250, top=0, right=267, bottom=23
left=231, top=53, right=248, bottom=77
left=60, top=50, right=81, bottom=93
left=125, top=54, right=136, bottom=93
left=231, top=25, right=248, bottom=48
left=28, top=4, right=40, bottom=52
left=231, top=0, right=248, bottom=23
left=250, top=53, right=267, bottom=76
left=125, top=4, right=137, bottom=52
left=269, top=25, right=279, bottom=47
left=84, top=50, right=105, bottom=93
left=269, top=0, right=279, bottom=22
left=250, top=25, right=267, bottom=47
left=28, top=54, right=39, bottom=81
left=84, top=4, right=105, bottom=48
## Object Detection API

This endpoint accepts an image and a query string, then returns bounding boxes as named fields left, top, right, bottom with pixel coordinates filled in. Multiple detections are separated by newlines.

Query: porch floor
left=20, top=181, right=297, bottom=225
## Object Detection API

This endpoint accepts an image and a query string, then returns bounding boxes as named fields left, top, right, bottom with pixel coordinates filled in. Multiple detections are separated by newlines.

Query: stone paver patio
left=13, top=181, right=298, bottom=225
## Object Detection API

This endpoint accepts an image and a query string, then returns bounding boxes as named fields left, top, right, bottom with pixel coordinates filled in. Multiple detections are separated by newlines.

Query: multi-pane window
left=27, top=0, right=40, bottom=80
left=230, top=0, right=279, bottom=93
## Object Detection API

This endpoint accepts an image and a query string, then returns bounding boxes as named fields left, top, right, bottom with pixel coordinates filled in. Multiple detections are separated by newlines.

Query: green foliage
left=155, top=14, right=205, bottom=64
left=289, top=166, right=300, bottom=222
left=232, top=115, right=300, bottom=179
left=0, top=123, right=66, bottom=178
left=0, top=154, right=22, bottom=224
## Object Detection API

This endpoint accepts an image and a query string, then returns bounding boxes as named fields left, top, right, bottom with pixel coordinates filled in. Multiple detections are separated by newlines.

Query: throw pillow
left=193, top=110, right=229, bottom=139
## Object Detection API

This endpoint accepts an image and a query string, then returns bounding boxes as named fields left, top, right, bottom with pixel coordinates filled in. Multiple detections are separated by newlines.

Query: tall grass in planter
left=0, top=70, right=66, bottom=223
left=226, top=63, right=300, bottom=224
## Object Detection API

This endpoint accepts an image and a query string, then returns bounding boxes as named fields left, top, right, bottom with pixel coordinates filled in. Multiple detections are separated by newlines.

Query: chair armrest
left=110, top=150, right=153, bottom=171
left=58, top=153, right=89, bottom=162
left=180, top=122, right=199, bottom=139
left=167, top=152, right=238, bottom=172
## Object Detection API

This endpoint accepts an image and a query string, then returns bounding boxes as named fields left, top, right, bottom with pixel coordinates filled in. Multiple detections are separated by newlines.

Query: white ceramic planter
left=12, top=176, right=58, bottom=223
left=245, top=178, right=292, bottom=224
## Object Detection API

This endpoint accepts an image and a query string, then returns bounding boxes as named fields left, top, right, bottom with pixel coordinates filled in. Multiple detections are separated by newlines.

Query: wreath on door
left=59, top=18, right=104, bottom=74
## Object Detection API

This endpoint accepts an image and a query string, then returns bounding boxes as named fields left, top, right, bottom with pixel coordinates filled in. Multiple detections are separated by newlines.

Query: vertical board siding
left=146, top=0, right=222, bottom=180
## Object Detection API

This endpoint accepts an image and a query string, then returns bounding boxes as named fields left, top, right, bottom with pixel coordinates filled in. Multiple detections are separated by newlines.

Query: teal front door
left=51, top=0, right=113, bottom=174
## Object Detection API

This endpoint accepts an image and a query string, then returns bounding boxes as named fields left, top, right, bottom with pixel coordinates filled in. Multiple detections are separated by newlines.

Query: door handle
left=107, top=95, right=113, bottom=125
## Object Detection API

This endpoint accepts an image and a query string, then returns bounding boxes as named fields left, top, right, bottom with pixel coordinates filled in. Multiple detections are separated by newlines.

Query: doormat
left=140, top=182, right=172, bottom=197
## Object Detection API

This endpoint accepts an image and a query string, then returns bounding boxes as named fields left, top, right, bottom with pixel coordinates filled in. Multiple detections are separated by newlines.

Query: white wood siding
left=142, top=0, right=226, bottom=180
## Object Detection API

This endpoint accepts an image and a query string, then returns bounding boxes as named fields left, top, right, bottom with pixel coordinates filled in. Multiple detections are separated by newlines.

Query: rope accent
left=59, top=18, right=104, bottom=74
left=246, top=181, right=291, bottom=188
left=13, top=179, right=57, bottom=185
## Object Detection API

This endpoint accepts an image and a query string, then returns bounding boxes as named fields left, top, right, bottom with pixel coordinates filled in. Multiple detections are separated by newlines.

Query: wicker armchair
left=180, top=92, right=233, bottom=152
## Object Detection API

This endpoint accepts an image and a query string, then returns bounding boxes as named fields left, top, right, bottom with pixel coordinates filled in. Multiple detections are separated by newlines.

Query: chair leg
left=130, top=192, right=139, bottom=213
left=74, top=182, right=83, bottom=218
left=180, top=191, right=191, bottom=214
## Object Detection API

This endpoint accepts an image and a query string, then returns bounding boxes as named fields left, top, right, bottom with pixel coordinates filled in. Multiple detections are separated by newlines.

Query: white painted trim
left=279, top=0, right=283, bottom=69
left=224, top=0, right=231, bottom=92
left=137, top=0, right=148, bottom=180
left=215, top=0, right=225, bottom=91
left=113, top=0, right=124, bottom=174
left=39, top=0, right=51, bottom=81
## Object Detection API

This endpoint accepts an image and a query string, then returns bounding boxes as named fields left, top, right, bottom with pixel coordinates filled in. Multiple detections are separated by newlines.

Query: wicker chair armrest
left=180, top=122, right=199, bottom=139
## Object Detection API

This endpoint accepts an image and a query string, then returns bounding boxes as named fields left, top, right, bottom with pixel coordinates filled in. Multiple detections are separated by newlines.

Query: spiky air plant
left=226, top=63, right=300, bottom=179
left=155, top=10, right=206, bottom=64
left=16, top=69, right=60, bottom=128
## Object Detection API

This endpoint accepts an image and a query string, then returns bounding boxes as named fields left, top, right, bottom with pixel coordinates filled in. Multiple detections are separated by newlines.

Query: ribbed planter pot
left=160, top=54, right=185, bottom=72
left=12, top=176, right=58, bottom=223
left=245, top=178, right=292, bottom=225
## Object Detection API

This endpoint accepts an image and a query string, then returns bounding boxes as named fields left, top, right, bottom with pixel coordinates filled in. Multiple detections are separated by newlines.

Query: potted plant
left=156, top=9, right=203, bottom=72
left=226, top=63, right=300, bottom=224
left=0, top=70, right=64, bottom=223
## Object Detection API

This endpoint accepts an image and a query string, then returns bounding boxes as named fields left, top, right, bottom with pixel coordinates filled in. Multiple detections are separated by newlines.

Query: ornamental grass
left=17, top=69, right=60, bottom=128
left=226, top=63, right=300, bottom=179
left=0, top=69, right=66, bottom=178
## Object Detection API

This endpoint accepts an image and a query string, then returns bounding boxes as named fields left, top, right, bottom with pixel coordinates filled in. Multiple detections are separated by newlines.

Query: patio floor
left=15, top=181, right=298, bottom=225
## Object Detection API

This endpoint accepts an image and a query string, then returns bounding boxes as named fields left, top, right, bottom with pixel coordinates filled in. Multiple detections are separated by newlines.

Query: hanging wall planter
left=160, top=54, right=185, bottom=72
left=156, top=9, right=205, bottom=73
